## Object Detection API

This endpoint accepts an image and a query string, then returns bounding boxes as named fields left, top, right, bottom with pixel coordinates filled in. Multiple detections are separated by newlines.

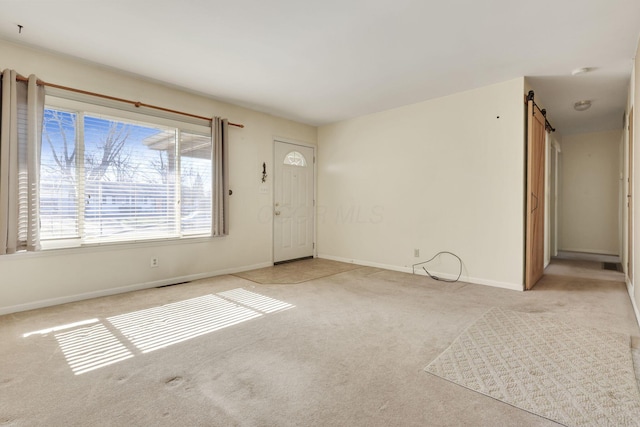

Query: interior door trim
left=272, top=137, right=317, bottom=263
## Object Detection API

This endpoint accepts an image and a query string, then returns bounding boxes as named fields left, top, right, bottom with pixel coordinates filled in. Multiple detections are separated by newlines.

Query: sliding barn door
left=525, top=99, right=546, bottom=290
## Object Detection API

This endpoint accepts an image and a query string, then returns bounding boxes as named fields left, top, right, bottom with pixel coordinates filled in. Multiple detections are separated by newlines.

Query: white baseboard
left=558, top=248, right=619, bottom=257
left=0, top=261, right=272, bottom=316
left=317, top=254, right=523, bottom=291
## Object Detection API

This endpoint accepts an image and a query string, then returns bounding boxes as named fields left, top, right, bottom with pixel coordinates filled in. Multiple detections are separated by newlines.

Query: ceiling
left=1, top=0, right=639, bottom=135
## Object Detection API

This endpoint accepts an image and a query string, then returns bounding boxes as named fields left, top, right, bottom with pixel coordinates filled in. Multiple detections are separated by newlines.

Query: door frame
left=549, top=138, right=561, bottom=259
left=272, top=137, right=317, bottom=263
left=628, top=108, right=634, bottom=282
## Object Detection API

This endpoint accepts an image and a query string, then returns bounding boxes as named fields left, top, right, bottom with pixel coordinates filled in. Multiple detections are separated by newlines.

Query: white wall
left=631, top=38, right=640, bottom=326
left=559, top=130, right=622, bottom=255
left=548, top=135, right=562, bottom=259
left=0, top=40, right=317, bottom=314
left=317, top=78, right=526, bottom=290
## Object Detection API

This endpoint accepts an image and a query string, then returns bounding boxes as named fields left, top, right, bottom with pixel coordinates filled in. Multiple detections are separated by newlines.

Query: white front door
left=273, top=141, right=314, bottom=263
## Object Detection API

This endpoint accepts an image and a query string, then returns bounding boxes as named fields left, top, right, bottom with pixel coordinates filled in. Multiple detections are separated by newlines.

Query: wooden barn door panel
left=526, top=100, right=546, bottom=290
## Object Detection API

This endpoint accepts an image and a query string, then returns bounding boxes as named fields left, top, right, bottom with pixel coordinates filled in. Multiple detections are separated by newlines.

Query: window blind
left=40, top=100, right=213, bottom=247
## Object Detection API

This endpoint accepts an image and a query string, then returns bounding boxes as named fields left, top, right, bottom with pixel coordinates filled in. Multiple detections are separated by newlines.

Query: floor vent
left=156, top=281, right=190, bottom=289
left=602, top=262, right=623, bottom=272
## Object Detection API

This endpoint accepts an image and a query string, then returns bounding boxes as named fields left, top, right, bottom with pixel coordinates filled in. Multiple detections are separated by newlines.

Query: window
left=283, top=151, right=307, bottom=167
left=40, top=97, right=213, bottom=247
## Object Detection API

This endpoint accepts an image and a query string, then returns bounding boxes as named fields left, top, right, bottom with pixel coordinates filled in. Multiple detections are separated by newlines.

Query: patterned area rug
left=425, top=307, right=640, bottom=426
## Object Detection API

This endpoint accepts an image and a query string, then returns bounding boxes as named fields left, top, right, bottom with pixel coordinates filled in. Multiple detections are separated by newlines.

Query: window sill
left=2, top=234, right=222, bottom=260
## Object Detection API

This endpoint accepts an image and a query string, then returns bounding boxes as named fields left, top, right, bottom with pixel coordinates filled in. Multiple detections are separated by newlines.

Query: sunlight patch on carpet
left=24, top=288, right=294, bottom=374
left=425, top=307, right=640, bottom=426
left=107, top=294, right=263, bottom=353
left=55, top=323, right=134, bottom=375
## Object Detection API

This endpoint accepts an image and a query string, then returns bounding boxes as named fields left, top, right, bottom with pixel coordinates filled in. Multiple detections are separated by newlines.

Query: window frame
left=283, top=150, right=308, bottom=167
left=40, top=94, right=213, bottom=250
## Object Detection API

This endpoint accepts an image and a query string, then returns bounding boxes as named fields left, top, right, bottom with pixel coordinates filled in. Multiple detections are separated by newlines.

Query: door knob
left=274, top=211, right=281, bottom=215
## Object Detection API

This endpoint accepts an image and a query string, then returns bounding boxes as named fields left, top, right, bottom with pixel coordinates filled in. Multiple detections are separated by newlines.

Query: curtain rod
left=15, top=74, right=244, bottom=128
left=525, top=90, right=555, bottom=133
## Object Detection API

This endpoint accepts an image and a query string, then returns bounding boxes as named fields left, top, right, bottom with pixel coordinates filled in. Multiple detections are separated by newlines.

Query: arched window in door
left=283, top=151, right=307, bottom=167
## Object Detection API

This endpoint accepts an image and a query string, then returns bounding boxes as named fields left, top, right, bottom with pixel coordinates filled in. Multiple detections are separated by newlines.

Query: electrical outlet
left=150, top=257, right=159, bottom=268
left=414, top=248, right=420, bottom=258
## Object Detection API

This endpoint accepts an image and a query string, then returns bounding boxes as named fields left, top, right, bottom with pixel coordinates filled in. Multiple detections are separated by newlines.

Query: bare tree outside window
left=84, top=121, right=132, bottom=182
left=42, top=109, right=76, bottom=184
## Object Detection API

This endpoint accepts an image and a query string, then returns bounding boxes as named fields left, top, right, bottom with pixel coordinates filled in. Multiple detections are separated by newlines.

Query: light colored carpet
left=232, top=258, right=362, bottom=284
left=545, top=259, right=625, bottom=282
left=2, top=260, right=639, bottom=426
left=634, top=348, right=640, bottom=391
left=425, top=307, right=640, bottom=427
